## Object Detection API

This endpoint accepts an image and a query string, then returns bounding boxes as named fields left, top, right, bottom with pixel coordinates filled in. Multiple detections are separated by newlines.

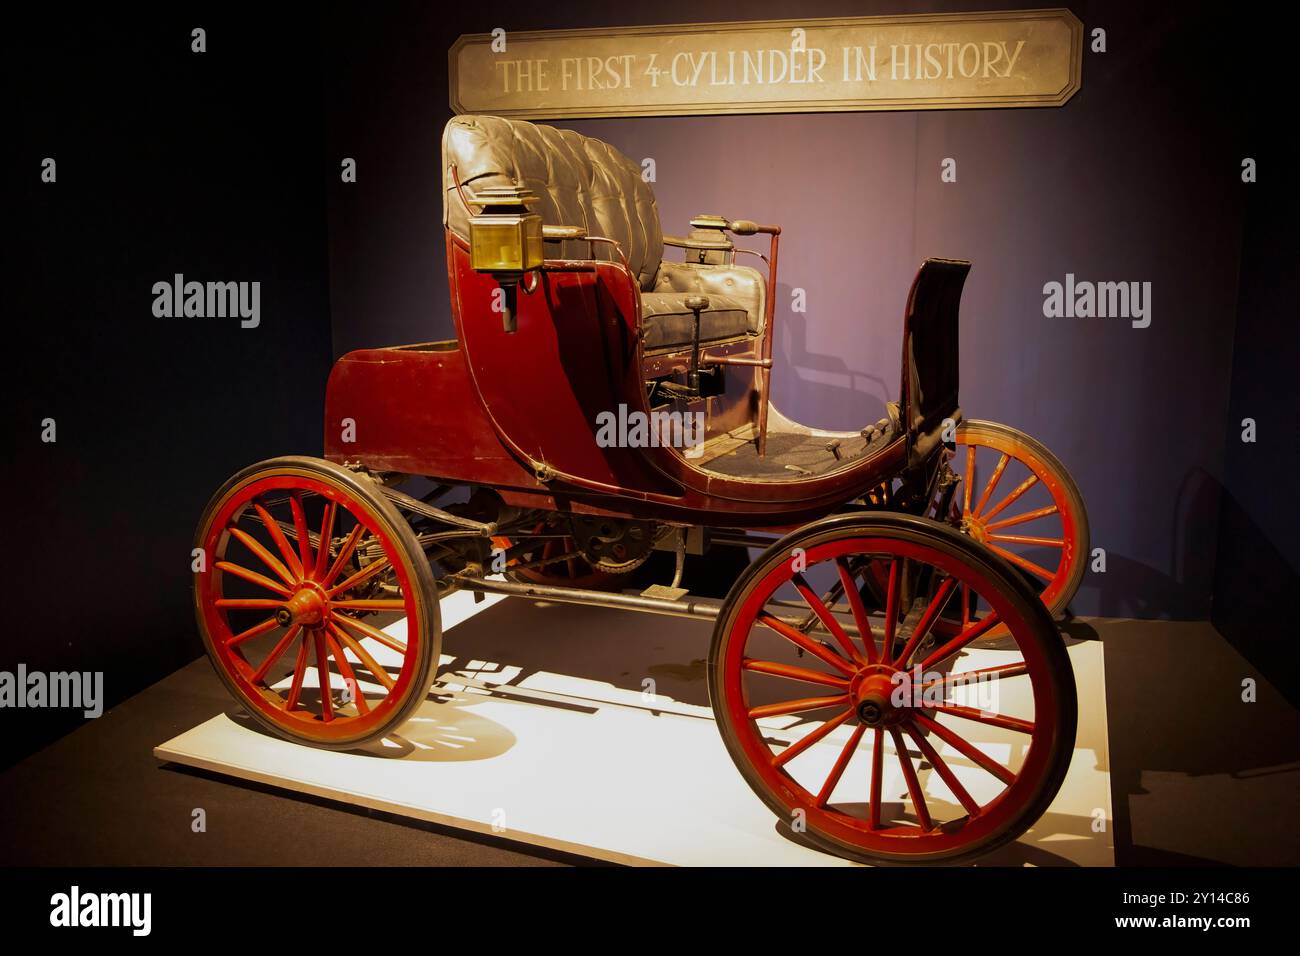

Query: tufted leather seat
left=639, top=292, right=753, bottom=351
left=442, top=115, right=765, bottom=353
left=649, top=259, right=765, bottom=351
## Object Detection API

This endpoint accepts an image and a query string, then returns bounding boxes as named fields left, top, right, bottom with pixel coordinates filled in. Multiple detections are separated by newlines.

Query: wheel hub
left=849, top=664, right=905, bottom=728
left=960, top=514, right=988, bottom=544
left=276, top=583, right=328, bottom=629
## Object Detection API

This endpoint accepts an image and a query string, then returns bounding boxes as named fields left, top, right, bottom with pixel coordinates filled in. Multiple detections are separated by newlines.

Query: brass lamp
left=469, top=183, right=543, bottom=332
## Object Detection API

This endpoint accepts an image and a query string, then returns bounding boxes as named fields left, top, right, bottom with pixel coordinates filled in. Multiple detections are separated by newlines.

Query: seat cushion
left=640, top=292, right=754, bottom=352
left=651, top=261, right=766, bottom=337
left=442, top=115, right=663, bottom=290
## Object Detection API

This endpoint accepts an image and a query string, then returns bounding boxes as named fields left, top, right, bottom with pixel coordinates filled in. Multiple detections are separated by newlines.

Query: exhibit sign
left=450, top=9, right=1083, bottom=118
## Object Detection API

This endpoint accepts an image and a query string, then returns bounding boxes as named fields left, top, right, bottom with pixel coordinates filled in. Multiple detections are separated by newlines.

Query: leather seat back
left=442, top=115, right=664, bottom=290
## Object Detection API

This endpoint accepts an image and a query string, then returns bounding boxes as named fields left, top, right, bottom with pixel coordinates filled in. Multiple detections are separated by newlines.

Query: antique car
left=194, top=114, right=1090, bottom=865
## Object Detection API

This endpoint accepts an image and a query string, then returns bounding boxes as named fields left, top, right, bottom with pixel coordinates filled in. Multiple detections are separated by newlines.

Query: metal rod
left=447, top=574, right=888, bottom=644
left=708, top=532, right=780, bottom=549
left=756, top=226, right=781, bottom=458
left=709, top=355, right=772, bottom=368
left=450, top=574, right=723, bottom=621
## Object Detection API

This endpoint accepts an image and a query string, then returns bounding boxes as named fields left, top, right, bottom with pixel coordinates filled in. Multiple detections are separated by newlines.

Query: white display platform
left=157, top=588, right=1113, bottom=866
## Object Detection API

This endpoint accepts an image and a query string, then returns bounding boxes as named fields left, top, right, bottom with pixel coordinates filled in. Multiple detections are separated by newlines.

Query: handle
left=728, top=220, right=781, bottom=237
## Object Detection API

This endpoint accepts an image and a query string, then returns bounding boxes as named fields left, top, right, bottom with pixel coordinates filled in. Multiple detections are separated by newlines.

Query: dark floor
left=0, top=616, right=1296, bottom=866
left=1092, top=618, right=1300, bottom=865
left=704, top=428, right=883, bottom=479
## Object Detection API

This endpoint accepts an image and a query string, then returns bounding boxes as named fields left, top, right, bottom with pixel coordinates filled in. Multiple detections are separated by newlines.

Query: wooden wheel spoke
left=770, top=708, right=854, bottom=768
left=313, top=502, right=337, bottom=580
left=313, top=631, right=334, bottom=722
left=227, top=615, right=278, bottom=648
left=988, top=544, right=1056, bottom=582
left=756, top=612, right=856, bottom=676
left=327, top=622, right=396, bottom=691
left=215, top=598, right=282, bottom=610
left=327, top=555, right=393, bottom=598
left=289, top=492, right=313, bottom=570
left=229, top=526, right=297, bottom=588
left=988, top=533, right=1064, bottom=548
left=913, top=712, right=1016, bottom=786
left=892, top=576, right=957, bottom=667
left=868, top=727, right=884, bottom=829
left=904, top=722, right=981, bottom=817
left=962, top=445, right=976, bottom=514
left=251, top=625, right=301, bottom=684
left=742, top=658, right=849, bottom=689
left=972, top=452, right=1010, bottom=516
left=331, top=599, right=407, bottom=611
left=215, top=560, right=291, bottom=597
left=961, top=582, right=972, bottom=629
left=980, top=473, right=1038, bottom=523
left=331, top=611, right=408, bottom=655
left=284, top=635, right=311, bottom=710
left=791, top=572, right=864, bottom=664
left=253, top=502, right=304, bottom=579
left=325, top=630, right=370, bottom=715
left=748, top=693, right=849, bottom=721
left=882, top=558, right=902, bottom=661
left=920, top=611, right=1002, bottom=670
left=889, top=726, right=932, bottom=831
left=921, top=702, right=1035, bottom=735
left=835, top=557, right=877, bottom=663
left=984, top=503, right=1056, bottom=534
left=919, top=662, right=1029, bottom=690
left=322, top=524, right=367, bottom=590
left=815, top=723, right=867, bottom=808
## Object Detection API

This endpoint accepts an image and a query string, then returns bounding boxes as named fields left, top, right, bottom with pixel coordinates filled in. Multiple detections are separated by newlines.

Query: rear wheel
left=946, top=420, right=1089, bottom=619
left=708, top=513, right=1076, bottom=864
left=194, top=457, right=439, bottom=749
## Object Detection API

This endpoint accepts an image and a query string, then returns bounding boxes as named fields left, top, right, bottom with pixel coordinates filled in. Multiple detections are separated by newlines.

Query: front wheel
left=708, top=513, right=1076, bottom=865
left=194, top=457, right=439, bottom=749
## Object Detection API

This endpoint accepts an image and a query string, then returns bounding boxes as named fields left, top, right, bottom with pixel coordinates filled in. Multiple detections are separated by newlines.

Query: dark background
left=6, top=1, right=1297, bottom=768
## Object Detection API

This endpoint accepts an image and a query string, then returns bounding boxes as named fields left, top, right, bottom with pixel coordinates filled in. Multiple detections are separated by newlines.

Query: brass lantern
left=469, top=183, right=543, bottom=332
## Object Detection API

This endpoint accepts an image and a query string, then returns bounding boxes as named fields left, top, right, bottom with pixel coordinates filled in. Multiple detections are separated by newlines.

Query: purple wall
left=324, top=1, right=1257, bottom=618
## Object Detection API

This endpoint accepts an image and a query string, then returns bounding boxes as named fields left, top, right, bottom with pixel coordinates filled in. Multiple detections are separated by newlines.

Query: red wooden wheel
left=709, top=514, right=1075, bottom=864
left=945, top=420, right=1089, bottom=620
left=194, top=457, right=439, bottom=748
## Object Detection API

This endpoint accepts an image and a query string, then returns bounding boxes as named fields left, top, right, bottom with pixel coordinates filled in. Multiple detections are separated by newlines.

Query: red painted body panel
left=323, top=343, right=539, bottom=490
left=324, top=231, right=919, bottom=528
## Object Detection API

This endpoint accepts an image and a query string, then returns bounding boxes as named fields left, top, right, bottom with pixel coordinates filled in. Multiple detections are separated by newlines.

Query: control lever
left=684, top=294, right=710, bottom=395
